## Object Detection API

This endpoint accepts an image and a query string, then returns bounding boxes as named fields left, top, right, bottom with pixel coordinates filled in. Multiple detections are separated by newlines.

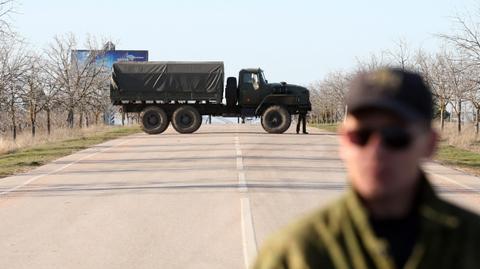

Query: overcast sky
left=12, top=0, right=478, bottom=85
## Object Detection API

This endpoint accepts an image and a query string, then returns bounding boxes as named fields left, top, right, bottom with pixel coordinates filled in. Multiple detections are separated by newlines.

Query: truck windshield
left=259, top=71, right=267, bottom=84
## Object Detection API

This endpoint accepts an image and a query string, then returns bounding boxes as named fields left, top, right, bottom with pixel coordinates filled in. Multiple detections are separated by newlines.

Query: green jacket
left=252, top=176, right=480, bottom=269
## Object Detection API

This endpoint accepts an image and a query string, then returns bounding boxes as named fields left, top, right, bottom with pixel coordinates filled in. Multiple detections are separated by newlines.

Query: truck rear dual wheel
left=140, top=106, right=169, bottom=134
left=261, top=105, right=291, bottom=134
left=172, top=106, right=202, bottom=134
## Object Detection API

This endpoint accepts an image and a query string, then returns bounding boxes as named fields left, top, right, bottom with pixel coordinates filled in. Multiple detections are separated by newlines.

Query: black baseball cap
left=346, top=68, right=433, bottom=125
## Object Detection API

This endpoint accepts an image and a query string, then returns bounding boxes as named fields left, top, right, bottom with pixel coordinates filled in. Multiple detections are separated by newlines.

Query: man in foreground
left=253, top=68, right=480, bottom=269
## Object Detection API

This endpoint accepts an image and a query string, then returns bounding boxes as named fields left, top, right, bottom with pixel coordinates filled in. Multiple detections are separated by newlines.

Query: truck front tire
left=172, top=106, right=202, bottom=134
left=261, top=105, right=291, bottom=134
left=140, top=106, right=169, bottom=134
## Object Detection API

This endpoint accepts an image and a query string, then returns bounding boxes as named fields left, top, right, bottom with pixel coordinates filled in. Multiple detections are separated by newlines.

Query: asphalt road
left=1, top=123, right=480, bottom=269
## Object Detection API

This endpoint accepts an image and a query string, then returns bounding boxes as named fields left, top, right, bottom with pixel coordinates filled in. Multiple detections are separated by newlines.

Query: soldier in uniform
left=296, top=112, right=308, bottom=134
left=253, top=68, right=480, bottom=269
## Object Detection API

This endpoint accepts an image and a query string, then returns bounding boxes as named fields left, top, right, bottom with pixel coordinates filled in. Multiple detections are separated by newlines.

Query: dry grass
left=0, top=125, right=141, bottom=178
left=0, top=125, right=130, bottom=155
left=433, top=121, right=480, bottom=176
left=310, top=123, right=339, bottom=132
left=435, top=121, right=480, bottom=153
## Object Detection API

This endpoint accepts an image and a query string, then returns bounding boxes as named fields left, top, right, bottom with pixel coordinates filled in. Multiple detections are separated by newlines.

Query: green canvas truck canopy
left=111, top=61, right=224, bottom=103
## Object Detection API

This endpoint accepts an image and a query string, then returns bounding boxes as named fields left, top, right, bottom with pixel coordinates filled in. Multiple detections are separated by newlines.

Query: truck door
left=239, top=71, right=263, bottom=107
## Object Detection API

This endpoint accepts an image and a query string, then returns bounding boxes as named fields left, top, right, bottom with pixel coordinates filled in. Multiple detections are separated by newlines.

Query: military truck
left=110, top=61, right=311, bottom=134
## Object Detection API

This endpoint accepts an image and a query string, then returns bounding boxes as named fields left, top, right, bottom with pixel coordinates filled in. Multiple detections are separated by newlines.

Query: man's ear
left=337, top=125, right=348, bottom=161
left=423, top=129, right=438, bottom=159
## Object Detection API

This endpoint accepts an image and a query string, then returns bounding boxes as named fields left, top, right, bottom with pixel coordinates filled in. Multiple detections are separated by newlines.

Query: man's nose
left=365, top=133, right=387, bottom=156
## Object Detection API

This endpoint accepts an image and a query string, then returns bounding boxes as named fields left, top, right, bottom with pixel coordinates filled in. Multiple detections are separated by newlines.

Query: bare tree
left=44, top=33, right=110, bottom=129
left=0, top=37, right=29, bottom=140
left=355, top=52, right=390, bottom=73
left=308, top=71, right=352, bottom=124
left=322, top=71, right=351, bottom=120
left=440, top=51, right=475, bottom=133
left=0, top=0, right=15, bottom=37
left=416, top=49, right=456, bottom=130
left=458, top=60, right=480, bottom=134
left=308, top=81, right=334, bottom=124
left=41, top=74, right=61, bottom=135
left=387, top=38, right=413, bottom=70
left=439, top=10, right=480, bottom=68
left=440, top=10, right=480, bottom=134
left=19, top=53, right=48, bottom=137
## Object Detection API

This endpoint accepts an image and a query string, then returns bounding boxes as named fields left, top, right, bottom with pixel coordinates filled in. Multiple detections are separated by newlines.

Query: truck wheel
left=172, top=106, right=202, bottom=134
left=140, top=106, right=169, bottom=134
left=261, top=105, right=291, bottom=134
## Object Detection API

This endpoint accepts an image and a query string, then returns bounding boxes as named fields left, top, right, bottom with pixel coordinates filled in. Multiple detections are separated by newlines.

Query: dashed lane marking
left=235, top=136, right=258, bottom=269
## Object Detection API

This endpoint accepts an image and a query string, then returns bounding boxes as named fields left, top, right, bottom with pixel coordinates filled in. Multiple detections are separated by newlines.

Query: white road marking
left=238, top=172, right=247, bottom=193
left=0, top=139, right=132, bottom=197
left=236, top=157, right=244, bottom=174
left=235, top=136, right=258, bottom=269
left=241, top=197, right=258, bottom=269
left=235, top=136, right=247, bottom=192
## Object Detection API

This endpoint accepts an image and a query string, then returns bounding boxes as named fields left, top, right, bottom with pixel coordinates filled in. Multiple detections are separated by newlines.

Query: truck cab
left=228, top=68, right=311, bottom=133
left=238, top=68, right=269, bottom=107
left=237, top=69, right=310, bottom=111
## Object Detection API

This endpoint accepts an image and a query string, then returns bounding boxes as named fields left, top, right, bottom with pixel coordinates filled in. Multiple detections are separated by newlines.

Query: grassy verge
left=435, top=143, right=480, bottom=176
left=311, top=123, right=340, bottom=132
left=0, top=125, right=140, bottom=178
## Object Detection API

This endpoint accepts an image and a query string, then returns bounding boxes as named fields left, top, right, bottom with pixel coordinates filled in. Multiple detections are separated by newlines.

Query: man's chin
left=356, top=184, right=393, bottom=201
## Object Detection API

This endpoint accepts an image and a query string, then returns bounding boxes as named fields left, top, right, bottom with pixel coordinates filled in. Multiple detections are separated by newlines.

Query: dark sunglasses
left=344, top=126, right=413, bottom=150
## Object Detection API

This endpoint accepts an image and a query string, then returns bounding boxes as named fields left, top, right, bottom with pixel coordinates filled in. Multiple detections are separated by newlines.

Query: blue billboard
left=73, top=50, right=149, bottom=68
